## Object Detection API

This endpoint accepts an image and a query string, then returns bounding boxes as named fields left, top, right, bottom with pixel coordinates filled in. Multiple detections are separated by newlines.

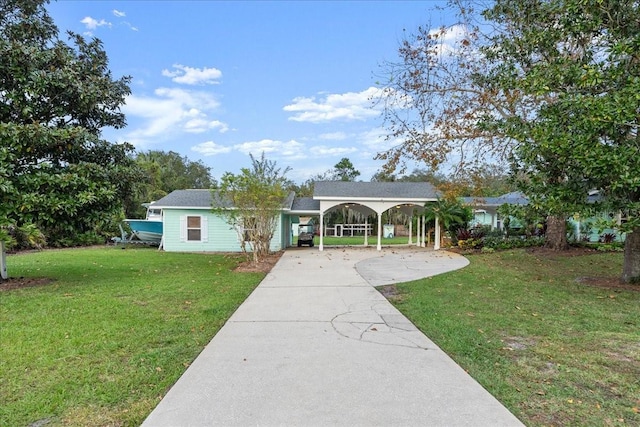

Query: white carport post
left=398, top=205, right=415, bottom=245
left=364, top=216, right=369, bottom=246
left=434, top=216, right=441, bottom=250
left=421, top=214, right=426, bottom=247
left=376, top=212, right=382, bottom=251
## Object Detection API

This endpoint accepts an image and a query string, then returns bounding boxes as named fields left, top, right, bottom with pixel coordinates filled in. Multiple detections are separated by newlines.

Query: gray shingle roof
left=152, top=189, right=295, bottom=210
left=313, top=181, right=439, bottom=199
left=152, top=189, right=226, bottom=209
left=291, top=197, right=320, bottom=211
left=463, top=192, right=529, bottom=207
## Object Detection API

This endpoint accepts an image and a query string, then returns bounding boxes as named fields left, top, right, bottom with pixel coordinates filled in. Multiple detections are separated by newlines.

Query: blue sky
left=47, top=1, right=454, bottom=183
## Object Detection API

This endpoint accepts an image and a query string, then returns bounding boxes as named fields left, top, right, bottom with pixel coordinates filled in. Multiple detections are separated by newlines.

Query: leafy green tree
left=129, top=151, right=214, bottom=218
left=331, top=157, right=360, bottom=181
left=370, top=170, right=397, bottom=182
left=214, top=153, right=291, bottom=264
left=481, top=0, right=640, bottom=281
left=450, top=163, right=515, bottom=198
left=0, top=0, right=139, bottom=277
left=424, top=198, right=473, bottom=247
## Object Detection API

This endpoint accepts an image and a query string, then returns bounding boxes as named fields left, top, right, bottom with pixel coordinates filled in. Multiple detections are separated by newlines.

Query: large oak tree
left=0, top=0, right=140, bottom=277
left=482, top=0, right=640, bottom=282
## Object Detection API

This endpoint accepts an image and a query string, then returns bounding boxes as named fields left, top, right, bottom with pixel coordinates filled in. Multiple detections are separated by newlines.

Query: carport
left=288, top=181, right=441, bottom=251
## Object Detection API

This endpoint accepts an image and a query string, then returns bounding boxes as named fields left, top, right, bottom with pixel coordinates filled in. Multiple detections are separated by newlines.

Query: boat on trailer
left=123, top=203, right=163, bottom=244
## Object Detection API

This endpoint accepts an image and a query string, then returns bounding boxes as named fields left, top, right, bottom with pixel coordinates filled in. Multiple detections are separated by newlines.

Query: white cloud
left=309, top=145, right=357, bottom=157
left=356, top=127, right=408, bottom=160
left=234, top=139, right=307, bottom=160
left=80, top=16, right=111, bottom=30
left=122, top=21, right=139, bottom=31
left=113, top=9, right=126, bottom=17
left=427, top=24, right=472, bottom=57
left=191, top=141, right=232, bottom=155
left=122, top=87, right=222, bottom=143
left=283, top=87, right=383, bottom=123
left=184, top=119, right=229, bottom=134
left=162, top=64, right=222, bottom=85
left=318, top=131, right=347, bottom=141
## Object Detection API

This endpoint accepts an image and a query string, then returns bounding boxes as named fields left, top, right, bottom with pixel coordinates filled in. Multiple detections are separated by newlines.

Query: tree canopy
left=127, top=151, right=215, bottom=218
left=481, top=0, right=640, bottom=281
left=0, top=0, right=139, bottom=258
left=331, top=157, right=361, bottom=182
left=376, top=0, right=640, bottom=282
left=214, top=154, right=291, bottom=264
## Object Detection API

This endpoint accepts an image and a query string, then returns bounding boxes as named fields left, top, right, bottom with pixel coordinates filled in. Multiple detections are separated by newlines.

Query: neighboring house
left=462, top=192, right=528, bottom=231
left=463, top=191, right=626, bottom=242
left=151, top=189, right=295, bottom=252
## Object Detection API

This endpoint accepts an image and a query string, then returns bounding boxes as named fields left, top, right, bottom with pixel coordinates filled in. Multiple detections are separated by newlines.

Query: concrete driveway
left=141, top=247, right=524, bottom=427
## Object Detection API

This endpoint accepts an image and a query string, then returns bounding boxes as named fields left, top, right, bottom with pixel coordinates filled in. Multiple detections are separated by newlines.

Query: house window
left=187, top=216, right=201, bottom=241
left=179, top=215, right=208, bottom=244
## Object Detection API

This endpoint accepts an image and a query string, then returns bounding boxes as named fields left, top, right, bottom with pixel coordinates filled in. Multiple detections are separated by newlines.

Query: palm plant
left=424, top=198, right=473, bottom=247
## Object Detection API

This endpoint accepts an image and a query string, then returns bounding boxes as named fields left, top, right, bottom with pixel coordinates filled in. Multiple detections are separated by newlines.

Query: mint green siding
left=161, top=209, right=284, bottom=252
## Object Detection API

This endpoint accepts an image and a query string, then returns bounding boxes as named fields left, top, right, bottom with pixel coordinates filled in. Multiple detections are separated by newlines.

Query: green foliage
left=481, top=0, right=640, bottom=279
left=331, top=157, right=360, bottom=181
left=4, top=223, right=46, bottom=250
left=214, top=153, right=291, bottom=263
left=128, top=151, right=215, bottom=218
left=481, top=235, right=545, bottom=250
left=424, top=198, right=473, bottom=246
left=0, top=0, right=141, bottom=254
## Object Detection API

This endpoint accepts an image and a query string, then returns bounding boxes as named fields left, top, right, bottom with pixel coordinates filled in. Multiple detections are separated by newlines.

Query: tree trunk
left=545, top=215, right=569, bottom=251
left=622, top=227, right=640, bottom=284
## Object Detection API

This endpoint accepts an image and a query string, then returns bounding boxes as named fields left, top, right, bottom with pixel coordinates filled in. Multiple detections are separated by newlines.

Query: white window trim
left=180, top=215, right=208, bottom=243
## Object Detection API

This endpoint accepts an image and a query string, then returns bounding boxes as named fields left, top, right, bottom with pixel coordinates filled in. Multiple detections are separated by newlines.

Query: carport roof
left=313, top=181, right=439, bottom=200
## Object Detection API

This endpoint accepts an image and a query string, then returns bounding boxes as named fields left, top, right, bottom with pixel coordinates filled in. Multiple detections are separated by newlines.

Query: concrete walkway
left=142, top=247, right=524, bottom=426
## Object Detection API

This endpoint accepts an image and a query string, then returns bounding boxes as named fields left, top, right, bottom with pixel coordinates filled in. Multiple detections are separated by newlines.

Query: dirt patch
left=525, top=246, right=607, bottom=257
left=234, top=251, right=283, bottom=273
left=0, top=277, right=55, bottom=292
left=576, top=276, right=640, bottom=292
left=377, top=284, right=405, bottom=303
left=502, top=336, right=537, bottom=351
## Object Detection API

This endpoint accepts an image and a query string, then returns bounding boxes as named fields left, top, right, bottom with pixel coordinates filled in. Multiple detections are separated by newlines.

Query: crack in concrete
left=330, top=306, right=432, bottom=350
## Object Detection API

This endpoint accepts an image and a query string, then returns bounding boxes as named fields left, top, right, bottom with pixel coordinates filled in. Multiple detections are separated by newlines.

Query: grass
left=294, top=234, right=413, bottom=246
left=0, top=246, right=265, bottom=427
left=383, top=249, right=640, bottom=426
left=3, top=246, right=639, bottom=426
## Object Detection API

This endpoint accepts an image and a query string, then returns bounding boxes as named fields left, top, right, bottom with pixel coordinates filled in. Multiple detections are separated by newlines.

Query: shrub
left=471, top=226, right=488, bottom=239
left=456, top=228, right=473, bottom=241
left=482, top=235, right=544, bottom=250
left=599, top=233, right=617, bottom=243
left=596, top=244, right=624, bottom=252
left=458, top=238, right=483, bottom=249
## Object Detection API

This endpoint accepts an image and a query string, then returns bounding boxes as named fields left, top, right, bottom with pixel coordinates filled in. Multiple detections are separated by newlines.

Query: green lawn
left=2, top=246, right=638, bottom=426
left=295, top=234, right=414, bottom=246
left=0, top=246, right=265, bottom=426
left=383, top=249, right=639, bottom=426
